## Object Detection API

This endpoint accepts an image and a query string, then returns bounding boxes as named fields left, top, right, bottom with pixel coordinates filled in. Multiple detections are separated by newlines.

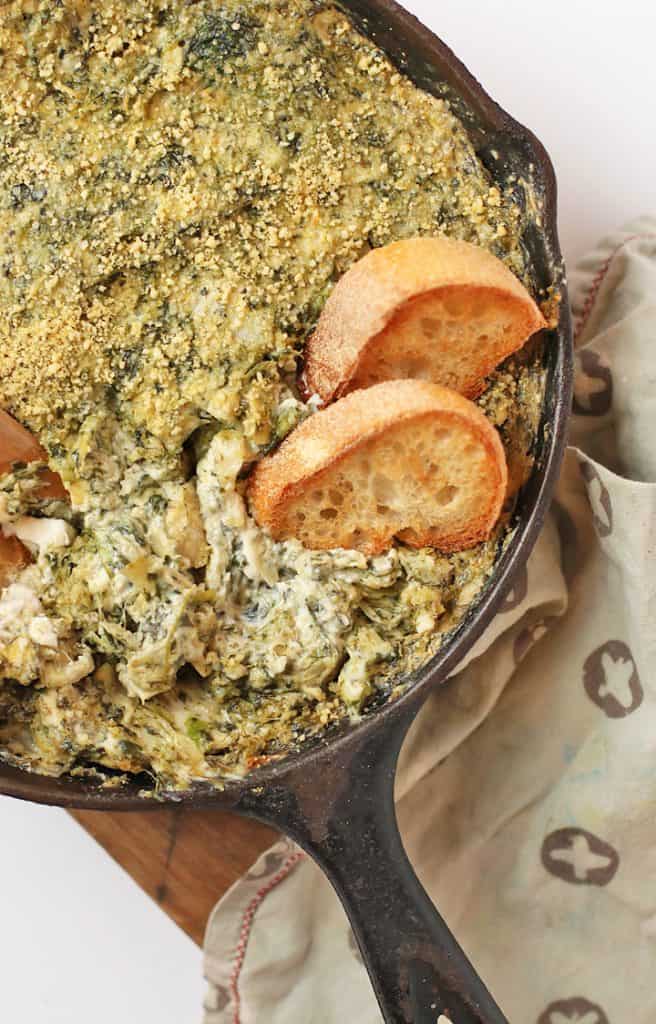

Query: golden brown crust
left=247, top=380, right=507, bottom=555
left=302, top=236, right=546, bottom=402
left=0, top=410, right=67, bottom=580
left=0, top=409, right=67, bottom=501
left=0, top=534, right=31, bottom=587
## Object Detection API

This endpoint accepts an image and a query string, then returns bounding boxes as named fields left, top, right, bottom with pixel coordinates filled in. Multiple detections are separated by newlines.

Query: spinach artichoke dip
left=0, top=0, right=543, bottom=788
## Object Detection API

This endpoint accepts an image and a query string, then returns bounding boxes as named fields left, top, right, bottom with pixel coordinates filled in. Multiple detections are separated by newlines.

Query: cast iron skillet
left=0, top=3, right=573, bottom=1021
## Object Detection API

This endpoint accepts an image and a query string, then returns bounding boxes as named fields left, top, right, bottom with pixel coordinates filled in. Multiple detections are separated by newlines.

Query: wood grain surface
left=70, top=809, right=277, bottom=947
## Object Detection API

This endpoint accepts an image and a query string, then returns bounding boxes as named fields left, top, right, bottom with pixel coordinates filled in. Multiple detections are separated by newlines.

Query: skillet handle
left=241, top=699, right=509, bottom=1024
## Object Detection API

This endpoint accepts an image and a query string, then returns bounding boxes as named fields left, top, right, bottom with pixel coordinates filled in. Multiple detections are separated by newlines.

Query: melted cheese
left=0, top=1, right=543, bottom=788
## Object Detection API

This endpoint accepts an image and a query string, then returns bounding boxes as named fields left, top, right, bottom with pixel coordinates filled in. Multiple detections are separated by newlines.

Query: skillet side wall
left=0, top=0, right=573, bottom=811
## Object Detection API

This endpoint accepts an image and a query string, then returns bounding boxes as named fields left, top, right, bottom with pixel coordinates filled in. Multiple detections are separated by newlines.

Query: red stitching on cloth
left=229, top=851, right=306, bottom=1024
left=217, top=228, right=656, bottom=1021
left=221, top=230, right=656, bottom=1023
left=574, top=233, right=656, bottom=342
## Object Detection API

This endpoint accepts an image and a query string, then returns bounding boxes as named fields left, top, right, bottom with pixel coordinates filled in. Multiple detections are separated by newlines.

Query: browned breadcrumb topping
left=0, top=0, right=542, bottom=789
left=1, top=0, right=525, bottom=446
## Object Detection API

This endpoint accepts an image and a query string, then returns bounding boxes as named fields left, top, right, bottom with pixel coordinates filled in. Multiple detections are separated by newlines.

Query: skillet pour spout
left=0, top=1, right=573, bottom=1021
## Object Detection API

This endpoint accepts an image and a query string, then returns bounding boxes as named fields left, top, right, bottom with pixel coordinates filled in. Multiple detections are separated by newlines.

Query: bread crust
left=0, top=409, right=67, bottom=500
left=0, top=533, right=31, bottom=586
left=248, top=380, right=507, bottom=555
left=302, top=236, right=546, bottom=402
left=0, top=410, right=68, bottom=580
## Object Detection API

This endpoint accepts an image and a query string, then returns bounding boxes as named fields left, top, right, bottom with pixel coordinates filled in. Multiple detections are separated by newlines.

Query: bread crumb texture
left=248, top=380, right=508, bottom=554
left=1, top=0, right=526, bottom=444
left=303, top=237, right=546, bottom=402
left=0, top=0, right=543, bottom=787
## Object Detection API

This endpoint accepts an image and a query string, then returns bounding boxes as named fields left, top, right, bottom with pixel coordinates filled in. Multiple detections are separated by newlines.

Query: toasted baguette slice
left=302, top=236, right=546, bottom=403
left=248, top=380, right=507, bottom=555
left=0, top=409, right=67, bottom=500
left=0, top=534, right=31, bottom=588
left=0, top=410, right=67, bottom=584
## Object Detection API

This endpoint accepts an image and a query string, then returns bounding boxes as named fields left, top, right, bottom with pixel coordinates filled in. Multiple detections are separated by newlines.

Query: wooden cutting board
left=70, top=808, right=277, bottom=946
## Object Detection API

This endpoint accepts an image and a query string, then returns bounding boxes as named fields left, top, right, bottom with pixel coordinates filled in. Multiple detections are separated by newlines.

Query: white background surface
left=1, top=2, right=654, bottom=1021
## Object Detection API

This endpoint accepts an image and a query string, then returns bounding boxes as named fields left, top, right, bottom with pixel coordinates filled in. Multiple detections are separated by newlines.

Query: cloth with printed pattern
left=203, top=220, right=656, bottom=1024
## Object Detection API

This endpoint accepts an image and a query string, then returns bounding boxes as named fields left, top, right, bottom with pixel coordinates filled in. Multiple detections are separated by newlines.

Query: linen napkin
left=203, top=219, right=656, bottom=1024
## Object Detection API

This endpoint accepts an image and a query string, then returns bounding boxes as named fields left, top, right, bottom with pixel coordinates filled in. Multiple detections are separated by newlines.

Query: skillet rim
left=0, top=0, right=574, bottom=811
